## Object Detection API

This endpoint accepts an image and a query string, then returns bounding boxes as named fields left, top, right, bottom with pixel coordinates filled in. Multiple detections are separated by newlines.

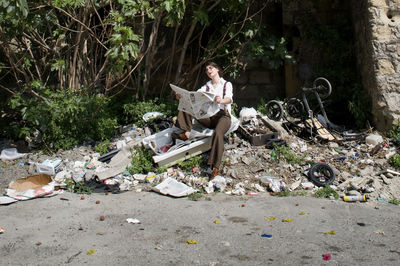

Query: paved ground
left=1, top=191, right=400, bottom=265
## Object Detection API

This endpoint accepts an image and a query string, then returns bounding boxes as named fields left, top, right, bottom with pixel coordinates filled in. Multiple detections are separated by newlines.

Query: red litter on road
left=322, top=253, right=331, bottom=261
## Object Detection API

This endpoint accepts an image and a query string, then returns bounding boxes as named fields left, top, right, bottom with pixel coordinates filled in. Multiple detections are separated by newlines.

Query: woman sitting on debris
left=173, top=62, right=233, bottom=179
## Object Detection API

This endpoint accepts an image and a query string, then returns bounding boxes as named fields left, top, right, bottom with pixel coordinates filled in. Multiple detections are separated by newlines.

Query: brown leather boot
left=210, top=168, right=219, bottom=179
left=171, top=132, right=189, bottom=141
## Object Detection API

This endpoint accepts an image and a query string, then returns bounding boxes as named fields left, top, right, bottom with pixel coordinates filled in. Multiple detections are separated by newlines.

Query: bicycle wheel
left=308, top=163, right=335, bottom=186
left=285, top=98, right=304, bottom=119
left=265, top=100, right=284, bottom=121
left=313, top=77, right=332, bottom=99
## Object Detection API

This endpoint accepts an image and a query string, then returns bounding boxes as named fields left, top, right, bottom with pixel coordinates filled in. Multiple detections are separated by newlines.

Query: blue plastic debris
left=261, top=234, right=273, bottom=238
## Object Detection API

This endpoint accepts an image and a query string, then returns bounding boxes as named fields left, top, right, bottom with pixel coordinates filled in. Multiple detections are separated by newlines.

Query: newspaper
left=170, top=84, right=220, bottom=120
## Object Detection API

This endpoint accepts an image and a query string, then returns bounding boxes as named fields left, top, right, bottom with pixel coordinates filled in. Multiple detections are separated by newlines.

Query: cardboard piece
left=6, top=174, right=56, bottom=200
left=9, top=174, right=52, bottom=192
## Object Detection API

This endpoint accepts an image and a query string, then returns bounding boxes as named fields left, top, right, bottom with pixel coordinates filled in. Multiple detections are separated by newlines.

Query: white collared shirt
left=197, top=77, right=233, bottom=114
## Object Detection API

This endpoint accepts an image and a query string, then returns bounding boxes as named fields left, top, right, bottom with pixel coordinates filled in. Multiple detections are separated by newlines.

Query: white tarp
left=170, top=84, right=219, bottom=120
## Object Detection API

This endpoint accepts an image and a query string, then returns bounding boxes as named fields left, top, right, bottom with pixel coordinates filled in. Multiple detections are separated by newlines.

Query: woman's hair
left=205, top=62, right=223, bottom=76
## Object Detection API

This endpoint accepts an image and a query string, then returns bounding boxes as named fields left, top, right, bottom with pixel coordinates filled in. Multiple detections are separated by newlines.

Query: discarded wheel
left=308, top=163, right=335, bottom=186
left=265, top=100, right=284, bottom=121
left=313, top=77, right=332, bottom=99
left=285, top=98, right=304, bottom=119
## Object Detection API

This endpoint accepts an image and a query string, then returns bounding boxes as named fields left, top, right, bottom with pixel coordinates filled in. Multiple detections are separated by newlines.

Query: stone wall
left=233, top=60, right=284, bottom=108
left=353, top=0, right=400, bottom=130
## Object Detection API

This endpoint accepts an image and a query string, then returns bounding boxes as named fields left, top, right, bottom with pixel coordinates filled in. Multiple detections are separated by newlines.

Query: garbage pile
left=1, top=109, right=399, bottom=205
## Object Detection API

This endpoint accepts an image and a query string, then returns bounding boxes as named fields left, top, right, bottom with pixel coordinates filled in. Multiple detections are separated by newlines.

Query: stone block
left=377, top=59, right=395, bottom=75
left=369, top=0, right=388, bottom=8
left=372, top=25, right=392, bottom=39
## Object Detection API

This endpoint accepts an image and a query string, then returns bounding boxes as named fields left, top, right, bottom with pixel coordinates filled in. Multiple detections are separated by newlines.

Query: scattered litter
left=213, top=219, right=220, bottom=224
left=185, top=240, right=198, bottom=245
left=261, top=234, right=273, bottom=238
left=126, top=218, right=140, bottom=224
left=143, top=111, right=164, bottom=122
left=221, top=241, right=230, bottom=247
left=0, top=148, right=27, bottom=161
left=261, top=176, right=285, bottom=192
left=36, top=159, right=62, bottom=175
left=324, top=230, right=336, bottom=235
left=152, top=177, right=196, bottom=197
left=265, top=216, right=276, bottom=221
left=0, top=196, right=18, bottom=205
left=365, top=134, right=383, bottom=145
left=343, top=195, right=367, bottom=202
left=299, top=211, right=306, bottom=215
left=282, top=218, right=293, bottom=222
left=99, top=216, right=105, bottom=221
left=322, top=253, right=331, bottom=261
left=212, top=175, right=227, bottom=191
left=87, top=249, right=95, bottom=255
left=374, top=230, right=385, bottom=235
left=6, top=174, right=59, bottom=201
left=357, top=222, right=366, bottom=226
left=0, top=227, right=4, bottom=234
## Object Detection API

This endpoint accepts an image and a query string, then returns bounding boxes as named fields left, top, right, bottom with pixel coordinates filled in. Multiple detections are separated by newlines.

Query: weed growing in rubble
left=312, top=185, right=338, bottom=199
left=389, top=154, right=400, bottom=169
left=128, top=148, right=154, bottom=174
left=65, top=179, right=93, bottom=194
left=389, top=122, right=400, bottom=145
left=389, top=197, right=400, bottom=205
left=94, top=140, right=110, bottom=155
left=272, top=191, right=291, bottom=197
left=188, top=191, right=203, bottom=201
left=177, top=156, right=205, bottom=172
left=270, top=144, right=304, bottom=165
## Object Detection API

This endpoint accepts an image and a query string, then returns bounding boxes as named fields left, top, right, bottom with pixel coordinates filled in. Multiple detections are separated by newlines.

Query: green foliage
left=389, top=154, right=400, bottom=169
left=312, top=185, right=339, bottom=199
left=122, top=98, right=177, bottom=127
left=188, top=191, right=203, bottom=201
left=128, top=147, right=154, bottom=174
left=177, top=156, right=205, bottom=172
left=389, top=197, right=400, bottom=205
left=65, top=179, right=93, bottom=194
left=256, top=98, right=269, bottom=115
left=348, top=86, right=372, bottom=129
left=248, top=32, right=295, bottom=69
left=7, top=84, right=117, bottom=150
left=95, top=140, right=110, bottom=155
left=270, top=144, right=304, bottom=165
left=388, top=122, right=400, bottom=144
left=231, top=103, right=239, bottom=117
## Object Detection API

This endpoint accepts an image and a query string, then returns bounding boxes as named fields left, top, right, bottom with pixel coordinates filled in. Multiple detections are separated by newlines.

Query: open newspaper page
left=170, top=84, right=220, bottom=119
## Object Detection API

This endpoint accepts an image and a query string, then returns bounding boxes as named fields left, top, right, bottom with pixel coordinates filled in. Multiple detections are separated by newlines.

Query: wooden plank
left=305, top=119, right=335, bottom=140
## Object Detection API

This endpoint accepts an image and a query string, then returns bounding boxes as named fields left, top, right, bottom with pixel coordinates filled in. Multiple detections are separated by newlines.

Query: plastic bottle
left=343, top=195, right=367, bottom=202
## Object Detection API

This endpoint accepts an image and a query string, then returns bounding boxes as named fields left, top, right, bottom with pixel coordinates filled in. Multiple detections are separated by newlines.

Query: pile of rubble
left=1, top=110, right=400, bottom=204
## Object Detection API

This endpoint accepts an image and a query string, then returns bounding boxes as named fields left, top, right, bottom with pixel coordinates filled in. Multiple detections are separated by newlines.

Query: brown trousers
left=176, top=110, right=231, bottom=169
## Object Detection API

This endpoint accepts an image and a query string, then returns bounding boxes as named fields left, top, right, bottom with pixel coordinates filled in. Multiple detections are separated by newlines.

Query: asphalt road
left=1, top=191, right=400, bottom=265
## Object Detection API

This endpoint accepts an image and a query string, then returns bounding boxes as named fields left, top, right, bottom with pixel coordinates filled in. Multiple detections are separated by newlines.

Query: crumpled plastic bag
left=212, top=175, right=226, bottom=191
left=260, top=175, right=286, bottom=192
left=0, top=148, right=27, bottom=161
left=239, top=107, right=258, bottom=122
